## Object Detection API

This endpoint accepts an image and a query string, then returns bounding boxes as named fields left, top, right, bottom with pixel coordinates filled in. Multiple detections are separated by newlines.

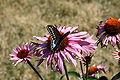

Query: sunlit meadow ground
left=0, top=0, right=120, bottom=80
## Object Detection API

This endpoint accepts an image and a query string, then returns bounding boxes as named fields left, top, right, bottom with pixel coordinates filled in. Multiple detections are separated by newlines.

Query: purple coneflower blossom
left=9, top=43, right=33, bottom=66
left=96, top=18, right=120, bottom=47
left=113, top=50, right=120, bottom=59
left=32, top=25, right=96, bottom=73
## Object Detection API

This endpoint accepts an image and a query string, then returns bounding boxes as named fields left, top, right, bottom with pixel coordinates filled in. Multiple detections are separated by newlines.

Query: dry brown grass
left=0, top=0, right=120, bottom=80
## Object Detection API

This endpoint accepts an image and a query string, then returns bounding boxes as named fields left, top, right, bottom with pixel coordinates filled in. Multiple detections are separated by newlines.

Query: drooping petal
left=64, top=50, right=77, bottom=66
left=56, top=53, right=64, bottom=74
left=14, top=59, right=23, bottom=66
left=97, top=33, right=107, bottom=45
left=60, top=51, right=69, bottom=62
left=111, top=36, right=117, bottom=46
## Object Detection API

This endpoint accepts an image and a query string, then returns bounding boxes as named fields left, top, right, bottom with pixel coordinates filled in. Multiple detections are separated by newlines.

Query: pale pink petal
left=65, top=27, right=72, bottom=32
left=33, top=36, right=48, bottom=41
left=65, top=46, right=83, bottom=58
left=22, top=45, right=27, bottom=50
left=13, top=49, right=19, bottom=53
left=108, top=36, right=112, bottom=42
left=69, top=32, right=87, bottom=37
left=13, top=47, right=21, bottom=52
left=103, top=37, right=109, bottom=45
left=58, top=26, right=63, bottom=31
left=56, top=53, right=64, bottom=73
left=111, top=36, right=117, bottom=46
left=61, top=26, right=66, bottom=32
left=46, top=55, right=51, bottom=67
left=64, top=50, right=77, bottom=66
left=60, top=51, right=69, bottom=62
left=14, top=59, right=23, bottom=66
left=70, top=26, right=78, bottom=32
left=85, top=35, right=97, bottom=43
left=9, top=53, right=17, bottom=56
left=72, top=44, right=89, bottom=54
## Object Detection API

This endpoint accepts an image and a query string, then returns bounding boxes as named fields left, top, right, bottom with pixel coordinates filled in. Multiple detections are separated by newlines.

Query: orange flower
left=88, top=65, right=106, bottom=76
left=104, top=18, right=120, bottom=35
left=96, top=18, right=120, bottom=47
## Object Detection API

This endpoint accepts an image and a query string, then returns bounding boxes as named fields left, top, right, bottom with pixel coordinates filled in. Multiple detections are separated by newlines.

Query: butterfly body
left=46, top=25, right=70, bottom=52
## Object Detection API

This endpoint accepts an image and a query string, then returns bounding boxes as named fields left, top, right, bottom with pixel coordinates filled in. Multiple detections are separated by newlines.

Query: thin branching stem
left=63, top=60, right=69, bottom=80
left=26, top=59, right=43, bottom=80
left=80, top=61, right=85, bottom=80
left=85, top=63, right=89, bottom=80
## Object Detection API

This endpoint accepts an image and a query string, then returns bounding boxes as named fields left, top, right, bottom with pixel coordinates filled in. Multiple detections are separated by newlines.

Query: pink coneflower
left=32, top=25, right=96, bottom=73
left=113, top=50, right=120, bottom=59
left=96, top=18, right=120, bottom=47
left=9, top=43, right=33, bottom=65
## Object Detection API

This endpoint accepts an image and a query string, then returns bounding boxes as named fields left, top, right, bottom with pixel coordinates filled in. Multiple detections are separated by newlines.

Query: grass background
left=0, top=0, right=120, bottom=80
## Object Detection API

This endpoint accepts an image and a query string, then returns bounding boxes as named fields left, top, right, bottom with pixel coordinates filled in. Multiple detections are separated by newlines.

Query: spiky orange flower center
left=88, top=66, right=98, bottom=75
left=48, top=32, right=69, bottom=51
left=17, top=49, right=29, bottom=59
left=104, top=18, right=120, bottom=35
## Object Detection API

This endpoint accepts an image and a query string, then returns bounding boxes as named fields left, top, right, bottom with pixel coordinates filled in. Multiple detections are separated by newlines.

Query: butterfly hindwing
left=53, top=31, right=70, bottom=51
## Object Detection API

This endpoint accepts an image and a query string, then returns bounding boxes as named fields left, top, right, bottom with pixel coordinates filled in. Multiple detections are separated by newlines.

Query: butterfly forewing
left=46, top=25, right=61, bottom=51
left=46, top=25, right=61, bottom=40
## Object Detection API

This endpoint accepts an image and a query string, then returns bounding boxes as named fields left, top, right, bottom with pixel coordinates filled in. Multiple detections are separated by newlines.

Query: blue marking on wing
left=52, top=40, right=56, bottom=49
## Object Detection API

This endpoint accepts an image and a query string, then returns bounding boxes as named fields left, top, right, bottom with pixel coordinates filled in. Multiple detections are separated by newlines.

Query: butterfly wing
left=46, top=25, right=61, bottom=39
left=46, top=25, right=61, bottom=51
left=60, top=31, right=70, bottom=41
left=53, top=31, right=70, bottom=51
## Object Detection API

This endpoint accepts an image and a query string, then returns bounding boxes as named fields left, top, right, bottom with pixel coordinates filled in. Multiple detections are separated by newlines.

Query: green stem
left=86, top=63, right=89, bottom=80
left=26, top=59, right=43, bottom=80
left=80, top=61, right=85, bottom=80
left=63, top=60, right=69, bottom=80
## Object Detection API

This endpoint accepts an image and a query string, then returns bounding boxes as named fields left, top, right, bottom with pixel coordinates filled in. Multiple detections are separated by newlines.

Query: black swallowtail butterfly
left=46, top=25, right=70, bottom=52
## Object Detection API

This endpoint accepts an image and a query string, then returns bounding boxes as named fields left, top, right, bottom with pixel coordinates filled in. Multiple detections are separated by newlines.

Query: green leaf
left=60, top=71, right=98, bottom=80
left=67, top=71, right=80, bottom=77
left=87, top=76, right=98, bottom=80
left=111, top=72, right=120, bottom=80
left=79, top=76, right=98, bottom=80
left=60, top=71, right=80, bottom=80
